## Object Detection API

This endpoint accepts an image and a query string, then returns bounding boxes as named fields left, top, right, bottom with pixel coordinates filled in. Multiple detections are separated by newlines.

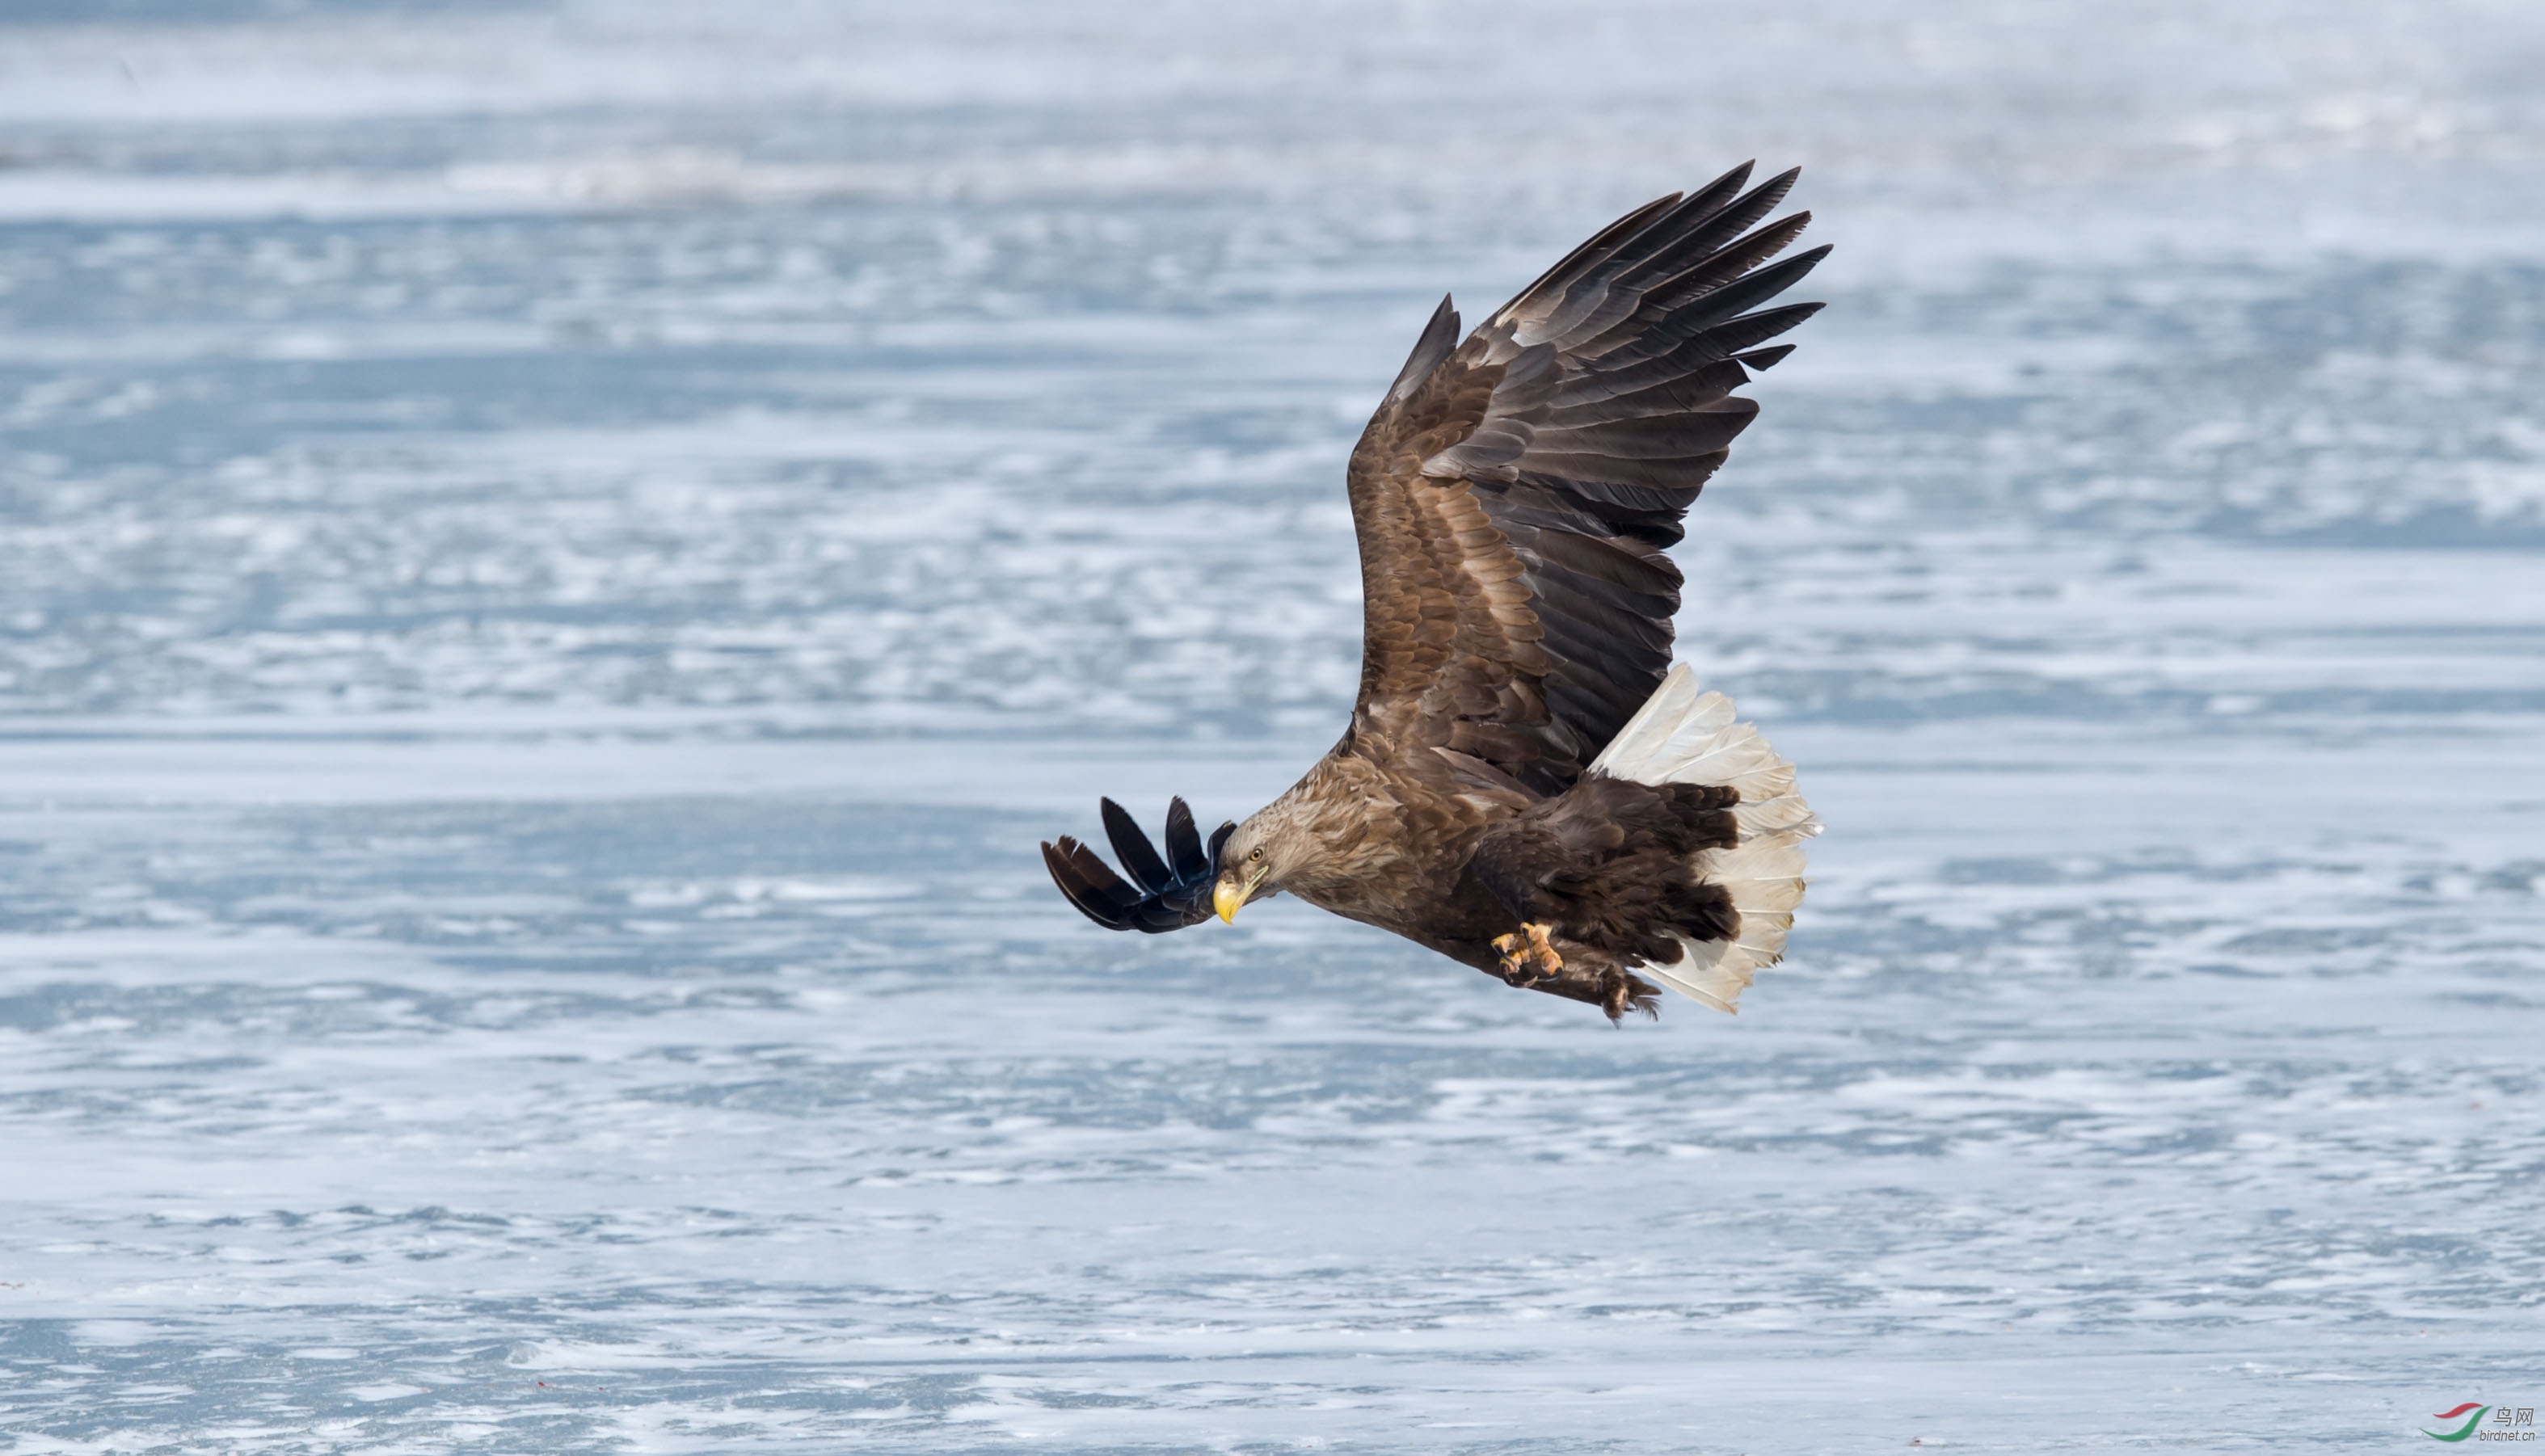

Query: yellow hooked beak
left=1214, top=867, right=1262, bottom=924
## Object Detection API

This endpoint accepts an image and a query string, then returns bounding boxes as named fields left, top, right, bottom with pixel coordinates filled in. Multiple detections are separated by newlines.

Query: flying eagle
left=1042, top=163, right=1826, bottom=1020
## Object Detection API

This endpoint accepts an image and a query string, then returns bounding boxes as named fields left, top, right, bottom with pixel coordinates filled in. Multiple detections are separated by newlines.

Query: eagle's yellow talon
left=1495, top=923, right=1564, bottom=982
left=1525, top=921, right=1562, bottom=973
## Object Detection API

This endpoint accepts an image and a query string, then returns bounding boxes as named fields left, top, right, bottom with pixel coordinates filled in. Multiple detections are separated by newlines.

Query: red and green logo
left=2425, top=1404, right=2491, bottom=1442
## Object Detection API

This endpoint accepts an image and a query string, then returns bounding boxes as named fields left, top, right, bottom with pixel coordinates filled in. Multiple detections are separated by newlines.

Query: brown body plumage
left=1043, top=163, right=1827, bottom=1020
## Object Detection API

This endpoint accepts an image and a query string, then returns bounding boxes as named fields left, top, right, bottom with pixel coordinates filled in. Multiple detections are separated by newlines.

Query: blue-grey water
left=4, top=2, right=2544, bottom=1450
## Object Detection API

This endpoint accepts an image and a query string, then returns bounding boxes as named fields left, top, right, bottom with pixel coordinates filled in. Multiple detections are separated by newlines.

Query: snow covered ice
left=2, top=2, right=2543, bottom=1450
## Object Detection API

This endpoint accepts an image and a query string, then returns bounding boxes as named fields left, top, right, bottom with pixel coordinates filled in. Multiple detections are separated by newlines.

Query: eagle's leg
left=1491, top=927, right=1660, bottom=1022
left=1492, top=922, right=1564, bottom=983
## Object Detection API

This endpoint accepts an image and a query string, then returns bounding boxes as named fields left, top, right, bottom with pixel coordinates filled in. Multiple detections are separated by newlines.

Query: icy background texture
left=2, top=2, right=2543, bottom=1451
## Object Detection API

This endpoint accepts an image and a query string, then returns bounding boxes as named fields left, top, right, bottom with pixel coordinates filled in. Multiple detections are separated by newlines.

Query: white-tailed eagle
left=1043, top=163, right=1825, bottom=1020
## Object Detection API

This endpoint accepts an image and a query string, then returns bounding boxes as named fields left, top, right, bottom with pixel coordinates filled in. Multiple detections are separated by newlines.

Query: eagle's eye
left=1249, top=847, right=1264, bottom=862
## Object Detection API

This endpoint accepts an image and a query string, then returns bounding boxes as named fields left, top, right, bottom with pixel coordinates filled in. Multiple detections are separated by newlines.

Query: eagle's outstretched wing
left=1042, top=797, right=1235, bottom=932
left=1344, top=163, right=1824, bottom=795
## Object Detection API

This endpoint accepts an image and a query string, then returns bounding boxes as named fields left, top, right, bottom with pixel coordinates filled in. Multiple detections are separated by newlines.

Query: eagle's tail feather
left=1588, top=664, right=1818, bottom=1014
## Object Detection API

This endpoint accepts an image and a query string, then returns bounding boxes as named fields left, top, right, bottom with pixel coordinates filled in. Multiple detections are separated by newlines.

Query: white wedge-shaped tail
left=1587, top=664, right=1819, bottom=1013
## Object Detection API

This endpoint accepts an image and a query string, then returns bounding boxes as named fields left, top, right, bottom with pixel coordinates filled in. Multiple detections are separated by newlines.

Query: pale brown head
left=1211, top=802, right=1314, bottom=924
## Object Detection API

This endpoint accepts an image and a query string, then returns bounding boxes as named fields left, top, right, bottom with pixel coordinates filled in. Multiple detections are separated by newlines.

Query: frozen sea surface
left=3, top=2, right=2544, bottom=1450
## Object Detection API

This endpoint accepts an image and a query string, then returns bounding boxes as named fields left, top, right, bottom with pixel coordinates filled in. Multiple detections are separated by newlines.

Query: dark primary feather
left=1102, top=797, right=1176, bottom=893
left=1042, top=797, right=1234, bottom=933
left=1345, top=162, right=1825, bottom=795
